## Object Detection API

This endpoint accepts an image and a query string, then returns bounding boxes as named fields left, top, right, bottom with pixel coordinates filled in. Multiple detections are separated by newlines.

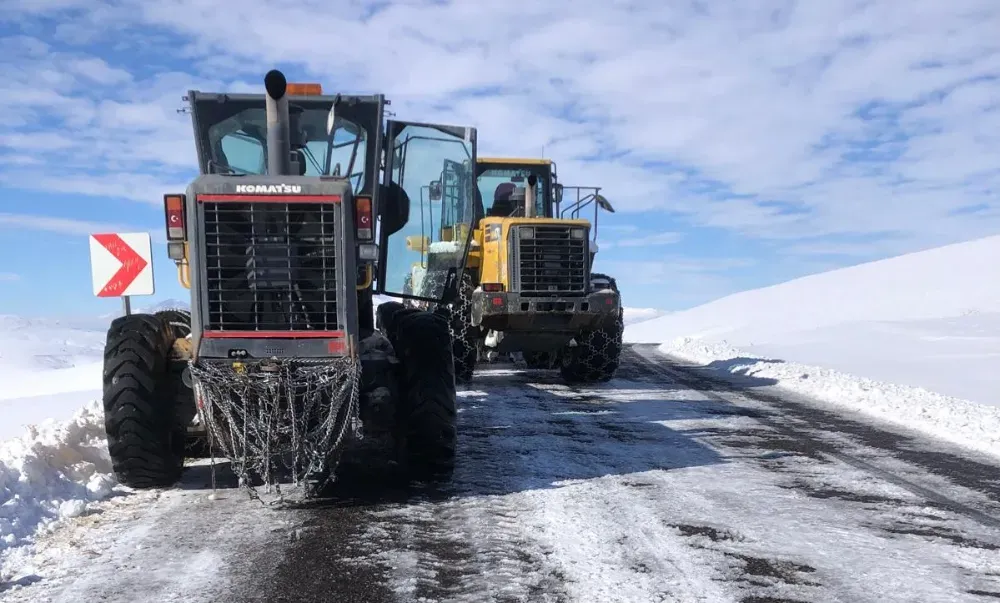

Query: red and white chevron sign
left=88, top=232, right=155, bottom=297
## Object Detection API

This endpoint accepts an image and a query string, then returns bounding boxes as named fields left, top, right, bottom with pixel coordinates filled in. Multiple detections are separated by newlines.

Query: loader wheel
left=559, top=273, right=624, bottom=383
left=447, top=273, right=478, bottom=383
left=384, top=307, right=457, bottom=482
left=102, top=313, right=186, bottom=488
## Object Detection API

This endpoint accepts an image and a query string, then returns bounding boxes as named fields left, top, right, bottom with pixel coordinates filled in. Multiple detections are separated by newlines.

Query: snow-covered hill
left=626, top=234, right=999, bottom=344
left=623, top=307, right=668, bottom=325
left=624, top=234, right=1000, bottom=457
left=0, top=315, right=105, bottom=442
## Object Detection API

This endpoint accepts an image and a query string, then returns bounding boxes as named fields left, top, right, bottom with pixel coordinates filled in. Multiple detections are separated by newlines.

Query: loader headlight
left=167, top=241, right=186, bottom=260
left=571, top=228, right=585, bottom=239
left=358, top=243, right=378, bottom=261
left=519, top=226, right=534, bottom=239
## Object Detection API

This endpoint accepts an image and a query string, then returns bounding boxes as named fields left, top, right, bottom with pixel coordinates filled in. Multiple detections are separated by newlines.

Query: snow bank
left=428, top=241, right=461, bottom=253
left=0, top=399, right=117, bottom=579
left=623, top=307, right=668, bottom=326
left=624, top=234, right=1000, bottom=457
left=662, top=337, right=1000, bottom=459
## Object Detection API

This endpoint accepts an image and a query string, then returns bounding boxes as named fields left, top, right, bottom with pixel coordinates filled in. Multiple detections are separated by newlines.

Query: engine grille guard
left=190, top=355, right=362, bottom=503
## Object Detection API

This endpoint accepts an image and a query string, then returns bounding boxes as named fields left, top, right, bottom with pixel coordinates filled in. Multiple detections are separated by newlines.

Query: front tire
left=102, top=314, right=186, bottom=488
left=559, top=273, right=624, bottom=384
left=382, top=306, right=458, bottom=483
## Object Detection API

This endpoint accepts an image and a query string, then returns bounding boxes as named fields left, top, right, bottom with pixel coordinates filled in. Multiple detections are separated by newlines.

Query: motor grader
left=100, top=69, right=480, bottom=497
left=402, top=156, right=623, bottom=384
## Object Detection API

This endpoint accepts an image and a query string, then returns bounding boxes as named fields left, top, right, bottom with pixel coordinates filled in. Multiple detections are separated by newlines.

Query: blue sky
left=1, top=0, right=998, bottom=318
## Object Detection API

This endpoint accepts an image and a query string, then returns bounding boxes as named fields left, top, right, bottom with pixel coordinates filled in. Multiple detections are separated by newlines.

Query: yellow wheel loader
left=406, top=157, right=622, bottom=384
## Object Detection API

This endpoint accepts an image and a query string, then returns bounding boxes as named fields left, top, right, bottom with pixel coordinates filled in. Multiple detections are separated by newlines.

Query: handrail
left=556, top=185, right=604, bottom=247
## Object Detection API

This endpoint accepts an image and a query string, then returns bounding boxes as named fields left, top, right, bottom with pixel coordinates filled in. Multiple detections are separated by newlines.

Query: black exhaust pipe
left=264, top=69, right=292, bottom=176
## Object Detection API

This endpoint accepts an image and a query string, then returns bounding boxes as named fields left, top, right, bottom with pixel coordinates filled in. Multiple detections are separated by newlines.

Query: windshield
left=205, top=107, right=368, bottom=192
left=475, top=164, right=551, bottom=218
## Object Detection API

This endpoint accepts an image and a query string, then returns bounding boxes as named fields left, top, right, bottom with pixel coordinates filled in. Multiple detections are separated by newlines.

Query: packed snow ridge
left=0, top=400, right=117, bottom=583
left=625, top=233, right=1000, bottom=459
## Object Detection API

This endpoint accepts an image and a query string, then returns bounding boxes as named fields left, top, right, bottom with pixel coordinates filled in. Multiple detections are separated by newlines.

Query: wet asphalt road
left=236, top=344, right=1000, bottom=603
left=7, top=344, right=999, bottom=603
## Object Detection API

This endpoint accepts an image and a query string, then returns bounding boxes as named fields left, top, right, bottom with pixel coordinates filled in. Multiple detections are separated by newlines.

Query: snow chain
left=189, top=357, right=361, bottom=504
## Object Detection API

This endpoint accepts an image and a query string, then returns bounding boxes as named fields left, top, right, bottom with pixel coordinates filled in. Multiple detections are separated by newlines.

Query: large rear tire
left=102, top=314, right=186, bottom=488
left=559, top=273, right=624, bottom=384
left=380, top=304, right=458, bottom=483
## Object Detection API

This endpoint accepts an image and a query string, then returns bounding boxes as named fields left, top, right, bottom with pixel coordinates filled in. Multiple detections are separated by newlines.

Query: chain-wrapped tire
left=416, top=269, right=478, bottom=382
left=447, top=273, right=478, bottom=383
left=559, top=273, right=624, bottom=384
left=378, top=304, right=458, bottom=482
left=102, top=313, right=186, bottom=488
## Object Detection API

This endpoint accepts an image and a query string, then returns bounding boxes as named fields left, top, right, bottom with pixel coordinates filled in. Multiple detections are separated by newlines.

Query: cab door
left=376, top=121, right=477, bottom=304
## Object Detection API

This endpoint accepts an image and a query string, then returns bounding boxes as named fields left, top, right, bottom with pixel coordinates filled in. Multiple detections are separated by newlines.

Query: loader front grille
left=512, top=225, right=588, bottom=296
left=201, top=201, right=342, bottom=331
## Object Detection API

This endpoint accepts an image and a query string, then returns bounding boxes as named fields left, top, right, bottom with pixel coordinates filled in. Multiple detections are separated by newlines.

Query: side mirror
left=429, top=180, right=442, bottom=201
left=326, top=103, right=336, bottom=135
left=380, top=180, right=410, bottom=237
left=554, top=183, right=563, bottom=203
left=595, top=193, right=615, bottom=213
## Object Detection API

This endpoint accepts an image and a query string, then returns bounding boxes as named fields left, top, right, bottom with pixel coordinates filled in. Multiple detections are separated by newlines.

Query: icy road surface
left=4, top=345, right=1000, bottom=602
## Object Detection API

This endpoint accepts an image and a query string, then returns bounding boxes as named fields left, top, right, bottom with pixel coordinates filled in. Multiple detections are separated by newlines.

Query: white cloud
left=0, top=272, right=20, bottom=282
left=606, top=231, right=684, bottom=249
left=0, top=212, right=166, bottom=243
left=0, top=0, right=998, bottom=265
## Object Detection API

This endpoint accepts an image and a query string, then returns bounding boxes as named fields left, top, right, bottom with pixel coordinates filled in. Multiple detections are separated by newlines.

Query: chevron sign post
left=89, top=232, right=155, bottom=315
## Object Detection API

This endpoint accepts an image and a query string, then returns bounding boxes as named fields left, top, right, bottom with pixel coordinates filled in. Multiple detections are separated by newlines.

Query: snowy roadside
left=0, top=399, right=119, bottom=585
left=658, top=337, right=1000, bottom=461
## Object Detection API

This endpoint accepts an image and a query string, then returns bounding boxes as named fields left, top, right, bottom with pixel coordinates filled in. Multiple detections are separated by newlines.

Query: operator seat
left=489, top=182, right=516, bottom=217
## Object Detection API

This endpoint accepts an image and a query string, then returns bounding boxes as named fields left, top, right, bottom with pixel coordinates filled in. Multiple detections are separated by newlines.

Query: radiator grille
left=201, top=201, right=341, bottom=331
left=513, top=225, right=588, bottom=296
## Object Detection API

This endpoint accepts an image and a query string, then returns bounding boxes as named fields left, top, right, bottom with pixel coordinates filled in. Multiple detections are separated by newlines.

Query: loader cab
left=474, top=158, right=556, bottom=219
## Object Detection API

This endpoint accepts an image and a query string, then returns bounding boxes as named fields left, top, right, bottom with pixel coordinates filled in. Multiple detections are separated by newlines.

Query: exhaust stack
left=264, top=69, right=292, bottom=176
left=524, top=174, right=537, bottom=218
